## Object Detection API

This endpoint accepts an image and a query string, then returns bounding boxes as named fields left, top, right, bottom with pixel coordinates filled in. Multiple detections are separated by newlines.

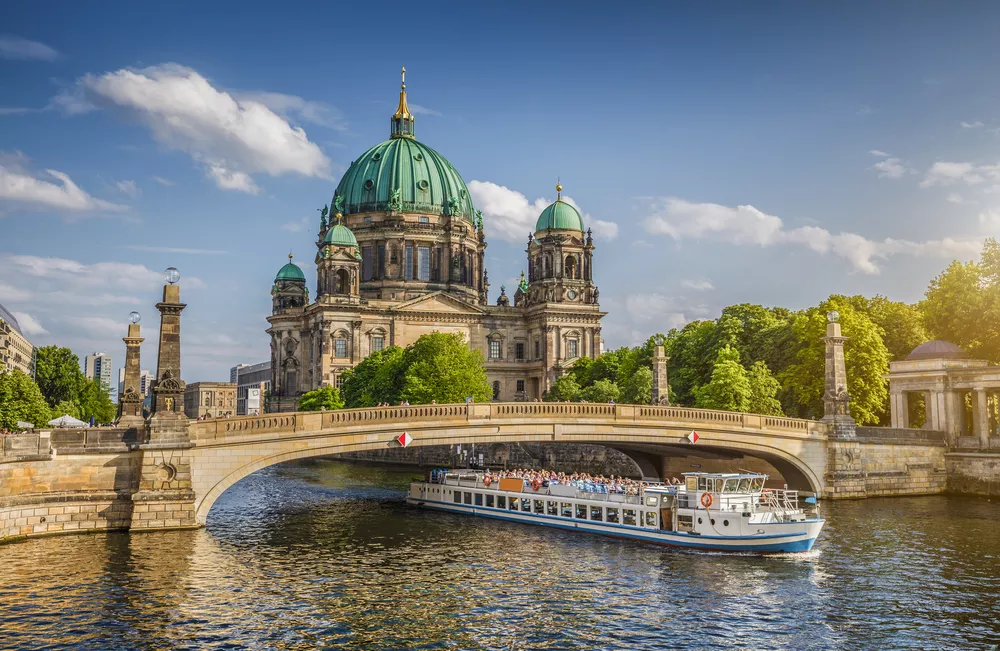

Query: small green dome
left=333, top=138, right=476, bottom=223
left=323, top=222, right=359, bottom=248
left=535, top=199, right=584, bottom=232
left=275, top=257, right=305, bottom=282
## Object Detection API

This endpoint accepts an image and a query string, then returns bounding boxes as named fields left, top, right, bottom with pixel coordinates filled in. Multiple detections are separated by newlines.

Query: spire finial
left=401, top=66, right=406, bottom=90
left=288, top=252, right=293, bottom=261
left=392, top=66, right=414, bottom=138
left=556, top=178, right=563, bottom=200
left=335, top=212, right=343, bottom=222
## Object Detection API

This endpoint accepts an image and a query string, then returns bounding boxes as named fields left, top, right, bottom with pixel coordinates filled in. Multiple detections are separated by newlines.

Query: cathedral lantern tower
left=525, top=183, right=598, bottom=307
left=271, top=254, right=308, bottom=316
left=316, top=215, right=361, bottom=302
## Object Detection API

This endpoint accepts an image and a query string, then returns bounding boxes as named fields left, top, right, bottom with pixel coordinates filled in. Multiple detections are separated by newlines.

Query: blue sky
left=2, top=1, right=999, bottom=382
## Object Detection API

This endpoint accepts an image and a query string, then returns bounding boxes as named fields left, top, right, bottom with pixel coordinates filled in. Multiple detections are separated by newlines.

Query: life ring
left=531, top=478, right=542, bottom=491
left=483, top=476, right=492, bottom=487
left=700, top=492, right=713, bottom=508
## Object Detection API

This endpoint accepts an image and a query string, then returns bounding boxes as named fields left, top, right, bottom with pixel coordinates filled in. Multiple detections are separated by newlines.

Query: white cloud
left=868, top=150, right=913, bottom=179
left=409, top=104, right=441, bottom=117
left=206, top=164, right=261, bottom=194
left=234, top=91, right=346, bottom=130
left=961, top=121, right=984, bottom=129
left=467, top=180, right=618, bottom=243
left=642, top=197, right=982, bottom=275
left=0, top=154, right=128, bottom=214
left=920, top=161, right=1000, bottom=188
left=681, top=279, right=714, bottom=291
left=0, top=35, right=58, bottom=61
left=152, top=176, right=174, bottom=186
left=11, top=312, right=47, bottom=336
left=116, top=179, right=141, bottom=198
left=123, top=245, right=227, bottom=255
left=71, top=64, right=331, bottom=193
left=946, top=193, right=964, bottom=204
left=980, top=210, right=1000, bottom=231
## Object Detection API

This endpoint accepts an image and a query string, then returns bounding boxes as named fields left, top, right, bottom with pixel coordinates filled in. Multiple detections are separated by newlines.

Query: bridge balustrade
left=188, top=402, right=822, bottom=442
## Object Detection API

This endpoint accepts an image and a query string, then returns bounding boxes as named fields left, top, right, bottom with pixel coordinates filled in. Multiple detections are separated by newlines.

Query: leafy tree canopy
left=0, top=370, right=52, bottom=430
left=694, top=345, right=752, bottom=412
left=545, top=375, right=581, bottom=402
left=579, top=378, right=621, bottom=403
left=400, top=333, right=492, bottom=405
left=34, top=346, right=83, bottom=407
left=298, top=385, right=345, bottom=411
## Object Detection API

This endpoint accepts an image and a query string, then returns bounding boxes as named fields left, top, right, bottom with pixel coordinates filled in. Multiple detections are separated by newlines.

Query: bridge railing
left=189, top=402, right=823, bottom=442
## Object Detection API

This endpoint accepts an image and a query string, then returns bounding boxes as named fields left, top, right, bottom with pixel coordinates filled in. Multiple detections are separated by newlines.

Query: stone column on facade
left=651, top=341, right=670, bottom=405
left=149, top=279, right=189, bottom=444
left=889, top=391, right=900, bottom=428
left=352, top=320, right=363, bottom=364
left=976, top=388, right=990, bottom=448
left=117, top=318, right=145, bottom=426
left=821, top=311, right=855, bottom=439
left=943, top=390, right=962, bottom=445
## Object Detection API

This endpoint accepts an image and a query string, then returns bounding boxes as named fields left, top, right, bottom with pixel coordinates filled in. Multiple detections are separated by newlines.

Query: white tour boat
left=407, top=471, right=824, bottom=553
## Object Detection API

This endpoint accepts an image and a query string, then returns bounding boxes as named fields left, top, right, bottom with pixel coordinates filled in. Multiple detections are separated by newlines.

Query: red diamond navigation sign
left=687, top=430, right=699, bottom=443
left=396, top=431, right=413, bottom=448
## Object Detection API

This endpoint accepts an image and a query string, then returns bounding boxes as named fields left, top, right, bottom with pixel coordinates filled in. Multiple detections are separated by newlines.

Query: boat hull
left=406, top=496, right=823, bottom=554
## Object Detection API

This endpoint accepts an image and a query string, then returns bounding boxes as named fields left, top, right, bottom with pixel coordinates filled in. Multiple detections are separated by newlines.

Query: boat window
left=623, top=509, right=637, bottom=526
left=497, top=496, right=506, bottom=509
left=697, top=478, right=707, bottom=491
left=575, top=504, right=587, bottom=519
left=546, top=501, right=557, bottom=516
left=453, top=491, right=461, bottom=504
left=686, top=476, right=698, bottom=491
left=509, top=497, right=518, bottom=511
left=751, top=478, right=764, bottom=492
left=464, top=492, right=472, bottom=505
left=590, top=506, right=603, bottom=521
left=486, top=494, right=495, bottom=508
left=521, top=498, right=530, bottom=511
left=724, top=479, right=738, bottom=493
left=645, top=512, right=657, bottom=527
left=475, top=493, right=483, bottom=506
left=714, top=479, right=725, bottom=492
left=738, top=479, right=751, bottom=492
left=534, top=500, right=544, bottom=514
left=561, top=502, right=572, bottom=517
left=606, top=508, right=620, bottom=523
left=645, top=496, right=658, bottom=507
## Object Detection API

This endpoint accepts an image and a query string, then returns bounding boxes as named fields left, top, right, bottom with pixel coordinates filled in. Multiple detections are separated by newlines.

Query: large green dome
left=535, top=199, right=584, bottom=232
left=322, top=222, right=359, bottom=247
left=333, top=138, right=476, bottom=223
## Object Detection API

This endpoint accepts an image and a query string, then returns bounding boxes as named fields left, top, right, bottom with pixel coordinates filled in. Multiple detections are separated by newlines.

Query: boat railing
left=759, top=488, right=800, bottom=516
left=430, top=473, right=644, bottom=504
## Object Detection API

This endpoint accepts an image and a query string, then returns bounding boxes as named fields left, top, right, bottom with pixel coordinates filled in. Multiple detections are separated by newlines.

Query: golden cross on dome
left=556, top=178, right=563, bottom=201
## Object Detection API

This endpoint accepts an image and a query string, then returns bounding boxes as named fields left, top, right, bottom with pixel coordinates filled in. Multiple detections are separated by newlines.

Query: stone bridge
left=1, top=402, right=950, bottom=543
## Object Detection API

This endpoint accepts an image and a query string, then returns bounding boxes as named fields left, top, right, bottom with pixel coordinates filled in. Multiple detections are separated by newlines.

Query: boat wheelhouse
left=406, top=471, right=824, bottom=553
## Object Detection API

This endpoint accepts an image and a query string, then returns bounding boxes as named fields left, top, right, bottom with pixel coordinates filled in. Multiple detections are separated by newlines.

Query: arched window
left=336, top=269, right=349, bottom=294
left=565, top=255, right=577, bottom=279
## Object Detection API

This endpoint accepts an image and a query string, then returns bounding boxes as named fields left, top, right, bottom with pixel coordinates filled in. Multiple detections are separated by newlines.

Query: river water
left=1, top=460, right=998, bottom=650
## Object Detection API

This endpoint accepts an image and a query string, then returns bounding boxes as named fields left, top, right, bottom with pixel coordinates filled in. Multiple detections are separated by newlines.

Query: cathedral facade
left=266, top=70, right=605, bottom=408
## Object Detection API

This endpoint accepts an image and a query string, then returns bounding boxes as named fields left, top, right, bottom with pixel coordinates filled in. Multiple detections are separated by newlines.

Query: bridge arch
left=188, top=403, right=829, bottom=523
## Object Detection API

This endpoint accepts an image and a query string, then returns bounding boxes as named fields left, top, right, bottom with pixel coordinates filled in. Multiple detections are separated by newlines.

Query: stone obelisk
left=148, top=270, right=188, bottom=444
left=117, top=314, right=144, bottom=427
left=651, top=339, right=670, bottom=406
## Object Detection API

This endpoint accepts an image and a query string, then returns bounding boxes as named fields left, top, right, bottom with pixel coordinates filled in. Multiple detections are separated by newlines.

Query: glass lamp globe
left=164, top=267, right=180, bottom=284
left=128, top=311, right=141, bottom=324
left=827, top=310, right=840, bottom=323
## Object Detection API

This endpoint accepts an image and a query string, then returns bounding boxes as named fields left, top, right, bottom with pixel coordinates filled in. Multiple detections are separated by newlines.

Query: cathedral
left=266, top=70, right=605, bottom=408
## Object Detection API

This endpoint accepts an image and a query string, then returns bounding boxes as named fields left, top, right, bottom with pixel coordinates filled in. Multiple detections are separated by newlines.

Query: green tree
left=298, top=385, right=344, bottom=411
left=779, top=297, right=890, bottom=424
left=51, top=400, right=81, bottom=420
left=34, top=346, right=83, bottom=407
left=399, top=333, right=492, bottom=404
left=863, top=295, right=928, bottom=361
left=0, top=370, right=52, bottom=430
left=665, top=320, right=720, bottom=406
left=76, top=377, right=116, bottom=424
left=620, top=366, right=653, bottom=405
left=545, top=375, right=581, bottom=402
left=340, top=346, right=405, bottom=407
left=579, top=378, right=621, bottom=403
left=746, top=361, right=783, bottom=416
left=694, top=345, right=752, bottom=412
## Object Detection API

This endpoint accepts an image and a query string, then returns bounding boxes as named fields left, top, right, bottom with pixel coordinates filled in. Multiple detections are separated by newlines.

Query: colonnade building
left=266, top=70, right=605, bottom=409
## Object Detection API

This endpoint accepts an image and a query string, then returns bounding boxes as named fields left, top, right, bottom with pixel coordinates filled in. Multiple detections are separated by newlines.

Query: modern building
left=0, top=303, right=35, bottom=377
left=230, top=363, right=250, bottom=384
left=118, top=367, right=152, bottom=397
left=85, top=352, right=115, bottom=401
left=235, top=361, right=271, bottom=415
left=266, top=71, right=605, bottom=409
left=887, top=340, right=1000, bottom=449
left=183, top=382, right=237, bottom=419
